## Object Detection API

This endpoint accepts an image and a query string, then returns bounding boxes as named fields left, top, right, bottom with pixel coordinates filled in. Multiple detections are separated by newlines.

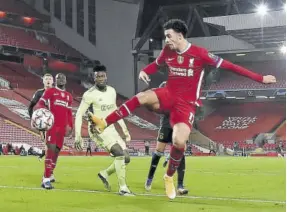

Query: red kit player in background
left=88, top=19, right=277, bottom=199
left=35, top=73, right=73, bottom=189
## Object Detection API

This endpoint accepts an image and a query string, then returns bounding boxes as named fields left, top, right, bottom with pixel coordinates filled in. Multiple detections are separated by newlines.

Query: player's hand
left=74, top=135, right=84, bottom=151
left=139, top=71, right=150, bottom=85
left=263, top=75, right=276, bottom=84
left=125, top=133, right=131, bottom=144
left=90, top=123, right=97, bottom=134
left=39, top=131, right=46, bottom=143
left=66, top=126, right=73, bottom=139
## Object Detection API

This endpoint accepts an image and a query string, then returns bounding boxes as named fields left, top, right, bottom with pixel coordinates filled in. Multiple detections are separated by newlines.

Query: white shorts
left=88, top=124, right=126, bottom=151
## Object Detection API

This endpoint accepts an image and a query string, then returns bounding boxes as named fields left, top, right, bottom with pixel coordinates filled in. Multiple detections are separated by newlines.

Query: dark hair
left=93, top=65, right=107, bottom=72
left=163, top=19, right=188, bottom=38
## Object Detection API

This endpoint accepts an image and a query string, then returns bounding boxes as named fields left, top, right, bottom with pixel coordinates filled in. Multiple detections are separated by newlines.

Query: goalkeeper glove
left=74, top=134, right=84, bottom=151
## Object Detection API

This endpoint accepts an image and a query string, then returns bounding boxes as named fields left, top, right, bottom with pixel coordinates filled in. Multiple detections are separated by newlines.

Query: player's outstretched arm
left=201, top=48, right=276, bottom=84
left=140, top=45, right=169, bottom=84
left=118, top=119, right=131, bottom=143
left=74, top=93, right=91, bottom=151
left=28, top=91, right=40, bottom=118
left=34, top=88, right=52, bottom=110
left=113, top=89, right=131, bottom=142
left=220, top=60, right=276, bottom=84
left=67, top=94, right=74, bottom=138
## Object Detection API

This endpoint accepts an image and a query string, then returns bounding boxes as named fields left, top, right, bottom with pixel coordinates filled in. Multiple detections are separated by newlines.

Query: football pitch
left=0, top=156, right=285, bottom=212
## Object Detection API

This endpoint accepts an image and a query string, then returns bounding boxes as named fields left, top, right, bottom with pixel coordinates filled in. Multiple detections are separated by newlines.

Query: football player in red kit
left=87, top=19, right=276, bottom=199
left=35, top=73, right=73, bottom=189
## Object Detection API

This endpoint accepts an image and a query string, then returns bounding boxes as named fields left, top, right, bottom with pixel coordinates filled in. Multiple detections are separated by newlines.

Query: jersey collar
left=55, top=86, right=65, bottom=91
left=176, top=42, right=191, bottom=55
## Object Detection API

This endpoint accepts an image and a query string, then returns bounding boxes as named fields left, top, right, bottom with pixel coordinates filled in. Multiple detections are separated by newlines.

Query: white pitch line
left=0, top=185, right=285, bottom=205
left=0, top=166, right=283, bottom=176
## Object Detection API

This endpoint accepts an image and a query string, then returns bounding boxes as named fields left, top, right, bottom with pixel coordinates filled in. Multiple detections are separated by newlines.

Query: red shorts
left=153, top=87, right=196, bottom=129
left=46, top=125, right=66, bottom=149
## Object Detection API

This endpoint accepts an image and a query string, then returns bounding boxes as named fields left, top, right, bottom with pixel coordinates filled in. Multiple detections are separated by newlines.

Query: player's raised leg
left=145, top=141, right=166, bottom=191
left=89, top=89, right=160, bottom=133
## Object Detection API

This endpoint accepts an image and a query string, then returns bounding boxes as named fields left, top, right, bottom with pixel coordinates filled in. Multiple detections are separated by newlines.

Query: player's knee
left=154, top=150, right=164, bottom=157
left=172, top=134, right=187, bottom=148
left=136, top=92, right=148, bottom=105
left=156, top=142, right=166, bottom=152
left=172, top=124, right=190, bottom=148
left=110, top=143, right=124, bottom=157
left=124, top=154, right=130, bottom=164
left=56, top=146, right=61, bottom=154
left=47, top=143, right=57, bottom=152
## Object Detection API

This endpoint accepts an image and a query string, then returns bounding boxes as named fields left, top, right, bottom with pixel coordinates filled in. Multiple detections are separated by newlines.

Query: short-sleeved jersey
left=156, top=44, right=223, bottom=105
left=39, top=87, right=73, bottom=127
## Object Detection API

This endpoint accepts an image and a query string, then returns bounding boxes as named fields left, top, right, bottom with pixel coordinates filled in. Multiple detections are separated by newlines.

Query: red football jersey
left=38, top=87, right=73, bottom=128
left=155, top=44, right=223, bottom=105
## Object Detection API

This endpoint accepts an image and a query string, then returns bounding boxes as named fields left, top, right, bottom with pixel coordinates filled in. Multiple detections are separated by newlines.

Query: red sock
left=51, top=152, right=59, bottom=174
left=166, top=146, right=184, bottom=177
left=44, top=149, right=56, bottom=178
left=105, top=96, right=140, bottom=125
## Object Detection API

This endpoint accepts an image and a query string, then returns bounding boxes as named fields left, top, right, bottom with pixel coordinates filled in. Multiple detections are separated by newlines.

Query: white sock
left=42, top=178, right=50, bottom=183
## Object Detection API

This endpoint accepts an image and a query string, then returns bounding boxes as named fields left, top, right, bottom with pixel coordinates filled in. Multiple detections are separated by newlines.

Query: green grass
left=0, top=156, right=285, bottom=212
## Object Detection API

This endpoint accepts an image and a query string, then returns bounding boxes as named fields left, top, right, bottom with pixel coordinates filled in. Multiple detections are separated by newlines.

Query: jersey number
left=188, top=112, right=194, bottom=125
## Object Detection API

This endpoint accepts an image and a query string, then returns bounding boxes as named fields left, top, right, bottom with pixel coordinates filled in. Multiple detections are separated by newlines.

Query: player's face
left=164, top=29, right=182, bottom=51
left=55, top=73, right=67, bottom=86
left=43, top=76, right=54, bottom=88
left=94, top=71, right=107, bottom=87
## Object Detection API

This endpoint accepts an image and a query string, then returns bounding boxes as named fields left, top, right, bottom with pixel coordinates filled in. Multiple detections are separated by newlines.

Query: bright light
left=256, top=4, right=268, bottom=16
left=149, top=38, right=153, bottom=42
left=0, top=11, right=6, bottom=19
left=285, top=4, right=287, bottom=11
left=265, top=51, right=275, bottom=55
left=280, top=46, right=286, bottom=53
left=236, top=53, right=246, bottom=57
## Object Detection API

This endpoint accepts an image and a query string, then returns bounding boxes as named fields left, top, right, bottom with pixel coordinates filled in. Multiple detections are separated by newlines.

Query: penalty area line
left=0, top=185, right=285, bottom=205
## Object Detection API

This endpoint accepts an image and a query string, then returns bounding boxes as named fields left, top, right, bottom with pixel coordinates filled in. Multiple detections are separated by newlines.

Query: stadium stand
left=0, top=25, right=59, bottom=53
left=39, top=33, right=83, bottom=58
left=0, top=117, right=44, bottom=149
left=208, top=61, right=286, bottom=90
left=276, top=121, right=286, bottom=141
left=197, top=102, right=286, bottom=149
left=0, top=0, right=49, bottom=21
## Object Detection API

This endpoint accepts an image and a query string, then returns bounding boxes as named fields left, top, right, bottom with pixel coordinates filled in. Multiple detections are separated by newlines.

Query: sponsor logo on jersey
left=101, top=104, right=115, bottom=111
left=54, top=99, right=68, bottom=107
left=169, top=66, right=194, bottom=77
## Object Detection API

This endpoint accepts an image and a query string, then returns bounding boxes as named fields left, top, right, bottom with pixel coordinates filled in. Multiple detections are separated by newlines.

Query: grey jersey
left=159, top=114, right=171, bottom=129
